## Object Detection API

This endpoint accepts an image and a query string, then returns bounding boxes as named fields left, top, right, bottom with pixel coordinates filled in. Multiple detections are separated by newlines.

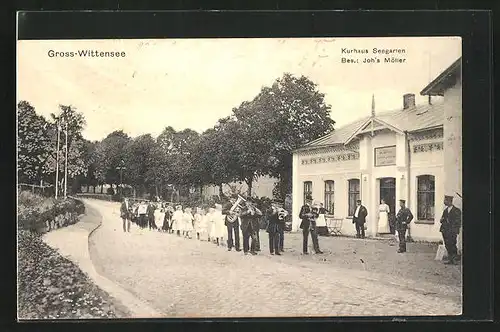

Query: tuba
left=277, top=208, right=289, bottom=221
left=226, top=195, right=247, bottom=223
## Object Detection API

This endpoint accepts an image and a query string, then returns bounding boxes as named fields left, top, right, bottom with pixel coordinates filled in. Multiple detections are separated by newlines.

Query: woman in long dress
left=171, top=205, right=183, bottom=236
left=377, top=199, right=391, bottom=234
left=183, top=207, right=194, bottom=239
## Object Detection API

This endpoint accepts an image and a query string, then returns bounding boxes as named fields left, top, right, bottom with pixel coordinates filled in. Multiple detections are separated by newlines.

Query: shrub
left=17, top=191, right=85, bottom=233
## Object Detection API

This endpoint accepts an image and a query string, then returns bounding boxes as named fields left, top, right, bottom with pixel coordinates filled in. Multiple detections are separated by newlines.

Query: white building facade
left=292, top=94, right=450, bottom=242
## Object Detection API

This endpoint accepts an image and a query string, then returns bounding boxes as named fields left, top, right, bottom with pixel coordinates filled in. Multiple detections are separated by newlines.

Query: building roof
left=297, top=101, right=444, bottom=151
left=420, top=57, right=461, bottom=96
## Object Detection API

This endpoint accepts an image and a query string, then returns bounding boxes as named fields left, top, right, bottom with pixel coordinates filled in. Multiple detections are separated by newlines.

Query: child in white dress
left=183, top=208, right=194, bottom=239
left=193, top=207, right=203, bottom=240
left=213, top=204, right=225, bottom=246
left=207, top=208, right=216, bottom=242
left=171, top=205, right=183, bottom=236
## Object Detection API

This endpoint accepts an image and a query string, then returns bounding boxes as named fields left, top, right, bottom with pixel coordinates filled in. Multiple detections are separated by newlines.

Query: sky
left=17, top=37, right=461, bottom=142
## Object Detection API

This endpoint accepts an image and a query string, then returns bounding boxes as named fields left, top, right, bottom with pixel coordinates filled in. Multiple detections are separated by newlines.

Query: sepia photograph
left=17, top=36, right=462, bottom=319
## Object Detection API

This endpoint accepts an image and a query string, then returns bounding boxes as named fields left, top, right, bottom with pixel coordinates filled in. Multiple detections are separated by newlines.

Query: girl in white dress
left=207, top=208, right=216, bottom=242
left=183, top=208, right=194, bottom=239
left=378, top=199, right=391, bottom=234
left=171, top=205, right=183, bottom=236
left=155, top=203, right=165, bottom=233
left=213, top=204, right=225, bottom=246
left=193, top=207, right=203, bottom=240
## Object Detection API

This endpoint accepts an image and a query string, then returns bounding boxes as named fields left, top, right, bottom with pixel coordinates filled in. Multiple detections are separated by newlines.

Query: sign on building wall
left=374, top=146, right=396, bottom=166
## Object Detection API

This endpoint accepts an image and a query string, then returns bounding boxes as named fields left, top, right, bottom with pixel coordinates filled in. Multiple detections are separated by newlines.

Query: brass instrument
left=277, top=208, right=288, bottom=221
left=226, top=195, right=247, bottom=223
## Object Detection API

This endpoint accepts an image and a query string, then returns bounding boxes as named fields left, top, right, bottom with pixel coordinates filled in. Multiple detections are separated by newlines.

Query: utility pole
left=55, top=121, right=61, bottom=199
left=64, top=121, right=69, bottom=199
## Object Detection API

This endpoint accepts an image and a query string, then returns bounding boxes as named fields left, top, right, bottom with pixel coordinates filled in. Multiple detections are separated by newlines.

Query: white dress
left=183, top=212, right=194, bottom=232
left=212, top=211, right=225, bottom=239
left=378, top=203, right=390, bottom=234
left=208, top=212, right=216, bottom=238
left=193, top=213, right=203, bottom=233
left=171, top=210, right=183, bottom=231
left=155, top=209, right=165, bottom=228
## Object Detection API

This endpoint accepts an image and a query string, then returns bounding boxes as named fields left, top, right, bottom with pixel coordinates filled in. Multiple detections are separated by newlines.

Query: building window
left=303, top=181, right=312, bottom=204
left=348, top=179, right=360, bottom=216
left=417, top=175, right=435, bottom=221
left=324, top=180, right=334, bottom=215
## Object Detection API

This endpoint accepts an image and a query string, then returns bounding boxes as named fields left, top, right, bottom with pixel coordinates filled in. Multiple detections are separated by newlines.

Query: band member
left=266, top=206, right=287, bottom=255
left=147, top=201, right=157, bottom=230
left=299, top=195, right=323, bottom=255
left=440, top=195, right=462, bottom=265
left=162, top=205, right=174, bottom=232
left=224, top=198, right=241, bottom=252
left=120, top=197, right=132, bottom=232
left=352, top=200, right=368, bottom=238
left=183, top=207, right=194, bottom=239
left=171, top=205, right=183, bottom=236
left=395, top=199, right=414, bottom=253
left=240, top=199, right=262, bottom=255
left=136, top=200, right=149, bottom=229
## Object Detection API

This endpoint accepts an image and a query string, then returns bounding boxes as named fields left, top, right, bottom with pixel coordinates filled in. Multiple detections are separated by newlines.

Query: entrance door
left=379, top=177, right=396, bottom=234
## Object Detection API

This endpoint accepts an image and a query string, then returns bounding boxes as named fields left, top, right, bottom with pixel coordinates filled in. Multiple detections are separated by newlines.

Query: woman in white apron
left=183, top=207, right=194, bottom=239
left=171, top=205, right=183, bottom=236
left=155, top=203, right=165, bottom=232
left=316, top=202, right=328, bottom=236
left=378, top=199, right=391, bottom=234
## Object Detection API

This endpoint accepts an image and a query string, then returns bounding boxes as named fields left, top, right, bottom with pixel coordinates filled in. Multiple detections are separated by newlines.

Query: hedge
left=18, top=191, right=85, bottom=233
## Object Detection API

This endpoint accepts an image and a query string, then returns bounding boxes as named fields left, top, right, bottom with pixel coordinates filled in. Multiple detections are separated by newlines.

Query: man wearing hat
left=239, top=198, right=262, bottom=255
left=352, top=199, right=368, bottom=239
left=223, top=196, right=241, bottom=252
left=439, top=195, right=462, bottom=265
left=395, top=199, right=414, bottom=253
left=120, top=197, right=132, bottom=232
left=298, top=195, right=323, bottom=255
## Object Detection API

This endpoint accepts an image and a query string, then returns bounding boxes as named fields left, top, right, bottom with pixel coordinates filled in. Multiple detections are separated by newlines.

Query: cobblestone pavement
left=85, top=199, right=462, bottom=318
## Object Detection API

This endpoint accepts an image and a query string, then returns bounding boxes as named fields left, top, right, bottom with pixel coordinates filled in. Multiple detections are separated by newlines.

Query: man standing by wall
left=395, top=199, right=414, bottom=253
left=120, top=197, right=131, bottom=232
left=440, top=195, right=462, bottom=265
left=352, top=200, right=368, bottom=239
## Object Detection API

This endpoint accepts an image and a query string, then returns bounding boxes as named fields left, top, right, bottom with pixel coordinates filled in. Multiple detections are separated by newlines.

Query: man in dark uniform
left=299, top=195, right=323, bottom=255
left=440, top=195, right=462, bottom=265
left=120, top=197, right=132, bottom=232
left=266, top=205, right=287, bottom=255
left=240, top=199, right=262, bottom=255
left=147, top=201, right=157, bottom=230
left=352, top=200, right=368, bottom=238
left=395, top=199, right=414, bottom=253
left=223, top=197, right=241, bottom=252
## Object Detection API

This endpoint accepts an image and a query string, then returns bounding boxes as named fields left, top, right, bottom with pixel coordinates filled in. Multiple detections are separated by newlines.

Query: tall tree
left=93, top=130, right=132, bottom=188
left=232, top=73, right=335, bottom=199
left=17, top=101, right=52, bottom=184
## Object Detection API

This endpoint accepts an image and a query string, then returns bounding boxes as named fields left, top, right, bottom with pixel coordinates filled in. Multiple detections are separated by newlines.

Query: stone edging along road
left=42, top=200, right=161, bottom=318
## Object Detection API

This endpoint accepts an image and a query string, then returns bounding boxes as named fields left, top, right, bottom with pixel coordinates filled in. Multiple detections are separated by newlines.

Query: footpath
left=42, top=201, right=161, bottom=318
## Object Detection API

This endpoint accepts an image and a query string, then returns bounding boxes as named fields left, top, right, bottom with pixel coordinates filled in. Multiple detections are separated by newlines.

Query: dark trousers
left=227, top=222, right=240, bottom=250
left=122, top=218, right=130, bottom=232
left=355, top=222, right=365, bottom=238
left=442, top=231, right=458, bottom=261
left=278, top=228, right=284, bottom=251
left=302, top=227, right=320, bottom=253
left=398, top=228, right=407, bottom=252
left=255, top=229, right=261, bottom=251
left=148, top=216, right=157, bottom=230
left=139, top=215, right=147, bottom=228
left=268, top=232, right=280, bottom=254
left=242, top=229, right=257, bottom=253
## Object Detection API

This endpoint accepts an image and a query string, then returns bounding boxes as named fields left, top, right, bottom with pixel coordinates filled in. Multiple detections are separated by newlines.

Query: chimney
left=403, top=93, right=415, bottom=110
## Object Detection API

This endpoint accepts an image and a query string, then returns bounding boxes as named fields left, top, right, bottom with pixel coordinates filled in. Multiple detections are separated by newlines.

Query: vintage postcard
left=17, top=36, right=462, bottom=319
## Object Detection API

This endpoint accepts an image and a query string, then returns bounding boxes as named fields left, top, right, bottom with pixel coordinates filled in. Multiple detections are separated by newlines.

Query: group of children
left=158, top=203, right=230, bottom=246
